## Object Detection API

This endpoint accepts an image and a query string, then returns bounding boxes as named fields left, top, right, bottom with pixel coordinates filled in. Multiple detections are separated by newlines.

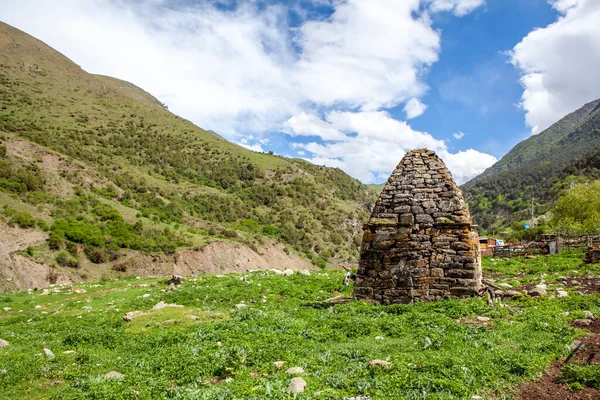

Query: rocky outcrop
left=354, top=149, right=481, bottom=304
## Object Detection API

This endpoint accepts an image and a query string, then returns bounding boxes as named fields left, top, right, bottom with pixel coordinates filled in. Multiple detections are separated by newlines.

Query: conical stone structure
left=354, top=149, right=481, bottom=304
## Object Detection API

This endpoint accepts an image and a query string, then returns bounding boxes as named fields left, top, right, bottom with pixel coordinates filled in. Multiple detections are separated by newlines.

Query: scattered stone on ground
left=289, top=377, right=306, bottom=393
left=503, top=290, right=523, bottom=298
left=584, top=311, right=594, bottom=319
left=0, top=369, right=6, bottom=374
left=167, top=274, right=185, bottom=285
left=142, top=293, right=151, bottom=298
left=569, top=340, right=582, bottom=351
left=282, top=269, right=294, bottom=276
left=63, top=350, right=76, bottom=354
left=152, top=301, right=183, bottom=310
left=528, top=287, right=547, bottom=297
left=375, top=336, right=384, bottom=340
left=273, top=361, right=286, bottom=369
left=234, top=303, right=247, bottom=309
left=476, top=316, right=490, bottom=322
left=3, top=307, right=11, bottom=311
left=298, top=270, right=311, bottom=276
left=285, top=367, right=305, bottom=374
left=344, top=396, right=372, bottom=400
left=368, top=360, right=391, bottom=368
left=185, top=315, right=199, bottom=320
left=161, top=319, right=178, bottom=325
left=105, top=371, right=124, bottom=379
left=270, top=269, right=284, bottom=275
left=498, top=283, right=513, bottom=289
left=165, top=283, right=175, bottom=292
left=0, top=339, right=9, bottom=348
left=43, top=348, right=55, bottom=359
left=123, top=311, right=146, bottom=321
left=556, top=290, right=568, bottom=298
left=574, top=319, right=592, bottom=327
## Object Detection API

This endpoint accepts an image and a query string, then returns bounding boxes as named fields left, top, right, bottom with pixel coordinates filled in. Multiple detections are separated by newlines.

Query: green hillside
left=462, top=98, right=600, bottom=232
left=0, top=21, right=376, bottom=281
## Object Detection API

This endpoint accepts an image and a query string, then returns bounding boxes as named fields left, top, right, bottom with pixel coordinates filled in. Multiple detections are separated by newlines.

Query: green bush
left=315, top=257, right=327, bottom=269
left=55, top=251, right=79, bottom=268
left=84, top=246, right=119, bottom=264
left=36, top=219, right=49, bottom=231
left=9, top=210, right=36, bottom=228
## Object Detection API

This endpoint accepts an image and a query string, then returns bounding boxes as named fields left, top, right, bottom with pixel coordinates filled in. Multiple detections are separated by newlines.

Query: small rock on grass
left=528, top=287, right=547, bottom=297
left=105, top=371, right=124, bottom=379
left=344, top=396, right=372, bottom=400
left=476, top=316, right=490, bottom=322
left=283, top=269, right=294, bottom=276
left=63, top=350, right=76, bottom=354
left=368, top=360, right=391, bottom=368
left=503, top=290, right=522, bottom=298
left=44, top=348, right=55, bottom=359
left=574, top=319, right=592, bottom=327
left=234, top=303, right=247, bottom=309
left=273, top=361, right=286, bottom=369
left=161, top=319, right=178, bottom=325
left=584, top=311, right=594, bottom=319
left=0, top=339, right=9, bottom=348
left=123, top=311, right=145, bottom=321
left=285, top=367, right=304, bottom=374
left=498, top=283, right=512, bottom=289
left=289, top=377, right=306, bottom=393
left=556, top=290, right=568, bottom=298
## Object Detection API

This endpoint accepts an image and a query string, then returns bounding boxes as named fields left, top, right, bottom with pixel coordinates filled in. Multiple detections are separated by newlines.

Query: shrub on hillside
left=84, top=246, right=119, bottom=264
left=55, top=251, right=79, bottom=269
left=9, top=210, right=36, bottom=228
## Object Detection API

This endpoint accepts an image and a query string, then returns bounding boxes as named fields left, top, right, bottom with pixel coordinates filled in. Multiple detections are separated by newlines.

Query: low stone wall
left=354, top=149, right=482, bottom=304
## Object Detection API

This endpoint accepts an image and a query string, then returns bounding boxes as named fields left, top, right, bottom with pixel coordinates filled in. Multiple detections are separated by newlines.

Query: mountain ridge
left=462, top=97, right=600, bottom=231
left=0, top=21, right=376, bottom=291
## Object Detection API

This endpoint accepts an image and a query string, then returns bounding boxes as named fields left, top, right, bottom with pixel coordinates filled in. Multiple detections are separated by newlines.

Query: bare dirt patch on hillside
left=518, top=319, right=600, bottom=400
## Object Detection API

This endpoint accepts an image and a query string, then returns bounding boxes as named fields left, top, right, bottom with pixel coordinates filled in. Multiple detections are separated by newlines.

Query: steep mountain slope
left=0, top=22, right=376, bottom=290
left=463, top=98, right=600, bottom=231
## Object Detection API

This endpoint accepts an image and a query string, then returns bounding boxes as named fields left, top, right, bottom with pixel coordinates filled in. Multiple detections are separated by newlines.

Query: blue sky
left=2, top=0, right=599, bottom=184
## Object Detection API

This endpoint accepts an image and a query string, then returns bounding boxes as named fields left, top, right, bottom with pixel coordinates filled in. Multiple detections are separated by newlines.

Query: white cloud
left=284, top=113, right=346, bottom=141
left=511, top=0, right=600, bottom=134
left=289, top=111, right=496, bottom=184
left=294, top=0, right=440, bottom=110
left=427, top=0, right=486, bottom=16
left=453, top=131, right=465, bottom=139
left=438, top=149, right=496, bottom=184
left=0, top=0, right=492, bottom=183
left=403, top=98, right=428, bottom=119
left=550, top=0, right=579, bottom=13
left=237, top=137, right=265, bottom=152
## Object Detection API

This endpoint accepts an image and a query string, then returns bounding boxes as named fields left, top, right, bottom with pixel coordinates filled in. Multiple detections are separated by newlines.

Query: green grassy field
left=1, top=251, right=600, bottom=399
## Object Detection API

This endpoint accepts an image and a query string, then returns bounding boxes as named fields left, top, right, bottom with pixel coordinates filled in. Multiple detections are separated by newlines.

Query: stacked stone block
left=354, top=149, right=482, bottom=304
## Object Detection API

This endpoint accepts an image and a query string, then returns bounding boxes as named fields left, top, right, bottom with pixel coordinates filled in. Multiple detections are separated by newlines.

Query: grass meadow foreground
left=1, top=250, right=600, bottom=399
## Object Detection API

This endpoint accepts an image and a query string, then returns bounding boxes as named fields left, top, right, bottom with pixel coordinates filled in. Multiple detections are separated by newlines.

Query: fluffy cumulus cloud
left=288, top=111, right=496, bottom=184
left=426, top=0, right=486, bottom=16
left=511, top=0, right=600, bottom=134
left=403, top=98, right=428, bottom=119
left=0, top=0, right=494, bottom=183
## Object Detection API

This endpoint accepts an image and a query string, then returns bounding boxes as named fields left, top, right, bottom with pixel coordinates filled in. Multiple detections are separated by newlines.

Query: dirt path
left=517, top=319, right=600, bottom=400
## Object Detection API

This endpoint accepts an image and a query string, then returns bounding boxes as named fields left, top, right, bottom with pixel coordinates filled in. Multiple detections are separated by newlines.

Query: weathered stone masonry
left=354, top=149, right=482, bottom=304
